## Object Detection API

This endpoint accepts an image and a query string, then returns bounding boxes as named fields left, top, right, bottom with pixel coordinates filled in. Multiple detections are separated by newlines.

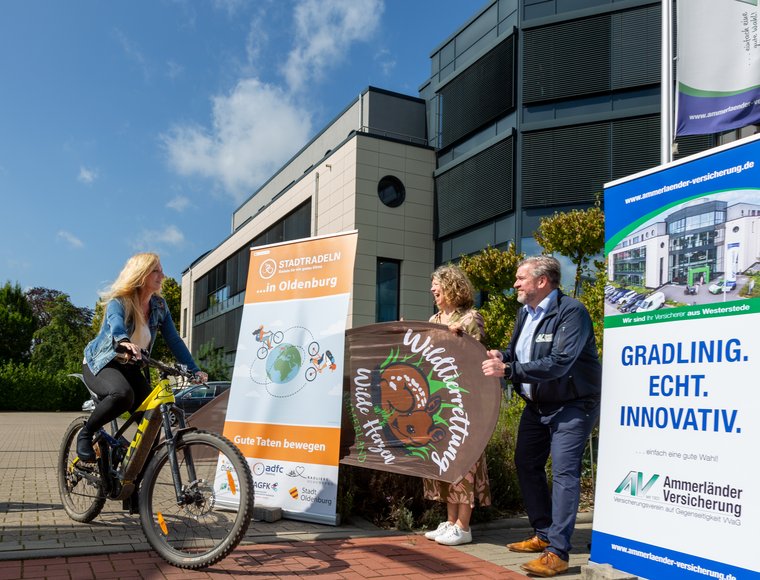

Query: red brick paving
left=4, top=535, right=529, bottom=579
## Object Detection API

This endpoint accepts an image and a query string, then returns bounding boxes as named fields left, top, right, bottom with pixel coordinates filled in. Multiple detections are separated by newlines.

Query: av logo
left=615, top=471, right=660, bottom=496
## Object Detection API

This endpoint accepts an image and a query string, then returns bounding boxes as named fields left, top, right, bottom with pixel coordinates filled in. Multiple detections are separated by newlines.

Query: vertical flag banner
left=676, top=0, right=760, bottom=136
left=221, top=231, right=357, bottom=525
left=340, top=321, right=502, bottom=483
left=591, top=136, right=760, bottom=578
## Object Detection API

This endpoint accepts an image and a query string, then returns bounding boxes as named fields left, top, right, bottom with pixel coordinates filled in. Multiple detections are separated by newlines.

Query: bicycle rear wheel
left=57, top=416, right=106, bottom=522
left=139, top=430, right=253, bottom=569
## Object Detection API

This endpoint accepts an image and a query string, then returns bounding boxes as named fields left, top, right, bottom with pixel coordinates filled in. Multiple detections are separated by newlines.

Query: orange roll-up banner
left=221, top=231, right=357, bottom=525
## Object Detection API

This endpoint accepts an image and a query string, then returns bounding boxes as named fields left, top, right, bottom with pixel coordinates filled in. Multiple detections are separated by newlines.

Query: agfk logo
left=615, top=471, right=660, bottom=496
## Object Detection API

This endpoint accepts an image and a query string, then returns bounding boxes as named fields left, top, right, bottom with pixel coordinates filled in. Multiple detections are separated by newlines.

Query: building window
left=376, top=258, right=401, bottom=322
left=378, top=175, right=406, bottom=208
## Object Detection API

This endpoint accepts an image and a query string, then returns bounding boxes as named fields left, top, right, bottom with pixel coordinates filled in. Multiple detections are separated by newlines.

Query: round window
left=733, top=226, right=740, bottom=233
left=377, top=175, right=406, bottom=208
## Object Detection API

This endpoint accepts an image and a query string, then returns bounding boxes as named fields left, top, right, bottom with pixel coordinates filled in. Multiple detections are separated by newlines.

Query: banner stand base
left=254, top=505, right=282, bottom=523
left=583, top=562, right=639, bottom=580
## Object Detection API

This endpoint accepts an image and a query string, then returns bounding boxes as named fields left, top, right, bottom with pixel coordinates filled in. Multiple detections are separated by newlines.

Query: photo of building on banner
left=218, top=231, right=357, bottom=525
left=676, top=0, right=760, bottom=136
left=340, top=321, right=502, bottom=484
left=591, top=135, right=760, bottom=579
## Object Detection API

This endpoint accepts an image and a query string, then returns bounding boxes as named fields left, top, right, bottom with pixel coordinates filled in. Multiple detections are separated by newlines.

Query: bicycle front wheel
left=57, top=416, right=106, bottom=522
left=139, top=430, right=253, bottom=569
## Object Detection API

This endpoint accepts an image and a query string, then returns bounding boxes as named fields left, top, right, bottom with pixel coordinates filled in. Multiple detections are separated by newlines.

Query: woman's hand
left=117, top=341, right=143, bottom=360
left=448, top=324, right=464, bottom=336
left=193, top=371, right=209, bottom=384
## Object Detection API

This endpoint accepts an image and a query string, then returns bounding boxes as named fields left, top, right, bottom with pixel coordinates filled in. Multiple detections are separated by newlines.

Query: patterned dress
left=422, top=308, right=492, bottom=508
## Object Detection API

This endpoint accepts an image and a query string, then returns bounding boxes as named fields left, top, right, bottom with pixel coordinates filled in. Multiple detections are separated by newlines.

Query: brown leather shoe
left=506, top=535, right=550, bottom=553
left=520, top=551, right=569, bottom=577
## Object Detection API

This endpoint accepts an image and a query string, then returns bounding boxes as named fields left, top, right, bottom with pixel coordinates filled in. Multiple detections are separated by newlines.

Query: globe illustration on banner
left=265, top=344, right=302, bottom=384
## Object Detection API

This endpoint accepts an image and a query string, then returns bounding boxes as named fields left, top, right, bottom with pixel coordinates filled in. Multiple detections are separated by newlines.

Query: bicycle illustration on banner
left=249, top=325, right=339, bottom=398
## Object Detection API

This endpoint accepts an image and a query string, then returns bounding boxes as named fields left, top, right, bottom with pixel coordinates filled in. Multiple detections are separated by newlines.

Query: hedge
left=0, top=362, right=88, bottom=411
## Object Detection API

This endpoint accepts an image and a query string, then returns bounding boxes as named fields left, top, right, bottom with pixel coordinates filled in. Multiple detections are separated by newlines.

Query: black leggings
left=82, top=361, right=152, bottom=432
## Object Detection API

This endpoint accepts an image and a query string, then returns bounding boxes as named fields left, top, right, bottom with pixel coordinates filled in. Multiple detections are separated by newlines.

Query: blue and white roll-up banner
left=676, top=0, right=760, bottom=136
left=591, top=135, right=760, bottom=578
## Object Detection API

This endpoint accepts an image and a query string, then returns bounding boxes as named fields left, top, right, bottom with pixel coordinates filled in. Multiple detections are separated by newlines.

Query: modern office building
left=608, top=199, right=760, bottom=288
left=181, top=0, right=742, bottom=363
left=180, top=89, right=437, bottom=361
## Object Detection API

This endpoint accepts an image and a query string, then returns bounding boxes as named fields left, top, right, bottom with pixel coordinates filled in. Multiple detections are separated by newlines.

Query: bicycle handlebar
left=114, top=348, right=198, bottom=380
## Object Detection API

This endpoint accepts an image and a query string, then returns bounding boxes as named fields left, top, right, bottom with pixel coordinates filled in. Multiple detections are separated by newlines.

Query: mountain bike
left=58, top=352, right=253, bottom=569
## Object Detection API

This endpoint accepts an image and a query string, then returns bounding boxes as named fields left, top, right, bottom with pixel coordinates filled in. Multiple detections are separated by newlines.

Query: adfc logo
left=615, top=471, right=660, bottom=496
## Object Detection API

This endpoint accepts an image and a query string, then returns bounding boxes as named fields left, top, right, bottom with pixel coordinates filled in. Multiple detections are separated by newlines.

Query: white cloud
left=135, top=225, right=186, bottom=249
left=166, top=195, right=191, bottom=212
left=58, top=230, right=84, bottom=248
left=283, top=0, right=384, bottom=93
left=162, top=78, right=312, bottom=201
left=375, top=47, right=396, bottom=76
left=166, top=59, right=184, bottom=80
left=212, top=0, right=246, bottom=16
left=113, top=29, right=151, bottom=81
left=78, top=166, right=97, bottom=184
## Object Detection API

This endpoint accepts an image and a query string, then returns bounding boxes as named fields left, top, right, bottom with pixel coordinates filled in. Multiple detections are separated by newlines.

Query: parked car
left=170, top=381, right=232, bottom=426
left=708, top=279, right=736, bottom=294
left=636, top=291, right=665, bottom=312
left=619, top=293, right=645, bottom=312
left=608, top=288, right=630, bottom=303
left=615, top=290, right=637, bottom=305
left=618, top=292, right=643, bottom=309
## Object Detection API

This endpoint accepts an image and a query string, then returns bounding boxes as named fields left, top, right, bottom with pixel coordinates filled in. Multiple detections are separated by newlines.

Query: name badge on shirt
left=535, top=333, right=553, bottom=343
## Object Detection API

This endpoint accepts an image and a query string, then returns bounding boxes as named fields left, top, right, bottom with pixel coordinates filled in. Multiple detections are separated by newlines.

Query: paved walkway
left=0, top=412, right=593, bottom=579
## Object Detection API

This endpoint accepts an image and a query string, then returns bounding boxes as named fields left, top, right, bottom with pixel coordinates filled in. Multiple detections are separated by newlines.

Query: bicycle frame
left=89, top=364, right=198, bottom=504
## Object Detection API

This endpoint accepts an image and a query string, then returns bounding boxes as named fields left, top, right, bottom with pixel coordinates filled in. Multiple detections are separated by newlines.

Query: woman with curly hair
left=423, top=264, right=491, bottom=546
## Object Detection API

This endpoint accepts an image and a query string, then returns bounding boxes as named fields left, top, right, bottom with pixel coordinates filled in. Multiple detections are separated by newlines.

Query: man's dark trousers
left=514, top=398, right=600, bottom=560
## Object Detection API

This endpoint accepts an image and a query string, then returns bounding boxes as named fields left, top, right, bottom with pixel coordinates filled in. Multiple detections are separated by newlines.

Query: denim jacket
left=84, top=295, right=199, bottom=375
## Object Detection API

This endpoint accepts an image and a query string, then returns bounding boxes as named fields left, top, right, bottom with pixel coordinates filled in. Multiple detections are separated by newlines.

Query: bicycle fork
left=159, top=403, right=199, bottom=506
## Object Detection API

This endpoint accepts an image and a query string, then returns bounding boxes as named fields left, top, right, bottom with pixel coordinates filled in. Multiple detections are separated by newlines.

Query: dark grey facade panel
left=436, top=137, right=514, bottom=237
left=523, top=115, right=716, bottom=208
left=524, top=4, right=661, bottom=104
left=523, top=14, right=610, bottom=103
left=611, top=4, right=660, bottom=90
left=674, top=133, right=717, bottom=161
left=440, top=37, right=515, bottom=149
left=610, top=115, right=659, bottom=181
left=523, top=122, right=609, bottom=207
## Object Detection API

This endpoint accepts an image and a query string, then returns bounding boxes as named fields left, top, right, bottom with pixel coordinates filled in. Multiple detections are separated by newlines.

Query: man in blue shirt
left=483, top=256, right=601, bottom=577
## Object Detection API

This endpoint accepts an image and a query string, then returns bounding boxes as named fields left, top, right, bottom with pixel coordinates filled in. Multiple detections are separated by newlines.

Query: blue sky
left=1, top=0, right=484, bottom=309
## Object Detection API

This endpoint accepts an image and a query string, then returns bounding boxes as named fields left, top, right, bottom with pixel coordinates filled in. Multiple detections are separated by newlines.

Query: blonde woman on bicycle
left=77, top=252, right=207, bottom=462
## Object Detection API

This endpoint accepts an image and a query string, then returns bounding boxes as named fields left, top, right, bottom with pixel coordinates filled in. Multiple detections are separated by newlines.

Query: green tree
left=458, top=245, right=524, bottom=349
left=533, top=202, right=605, bottom=297
left=0, top=281, right=37, bottom=363
left=30, top=293, right=93, bottom=374
left=196, top=338, right=231, bottom=381
left=579, top=260, right=607, bottom=358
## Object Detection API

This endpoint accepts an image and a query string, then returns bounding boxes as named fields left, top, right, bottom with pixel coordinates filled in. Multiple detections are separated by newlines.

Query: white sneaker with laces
left=424, top=521, right=453, bottom=540
left=435, top=524, right=472, bottom=546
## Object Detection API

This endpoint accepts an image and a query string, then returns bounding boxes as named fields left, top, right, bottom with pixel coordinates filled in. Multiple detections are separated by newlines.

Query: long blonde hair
left=100, top=252, right=162, bottom=329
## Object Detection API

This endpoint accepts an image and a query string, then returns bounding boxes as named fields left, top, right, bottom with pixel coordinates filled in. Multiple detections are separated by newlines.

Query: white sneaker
left=424, top=521, right=453, bottom=540
left=435, top=524, right=472, bottom=546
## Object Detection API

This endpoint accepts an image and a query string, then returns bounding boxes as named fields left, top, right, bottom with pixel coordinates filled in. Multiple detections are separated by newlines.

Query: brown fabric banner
left=340, top=321, right=502, bottom=483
